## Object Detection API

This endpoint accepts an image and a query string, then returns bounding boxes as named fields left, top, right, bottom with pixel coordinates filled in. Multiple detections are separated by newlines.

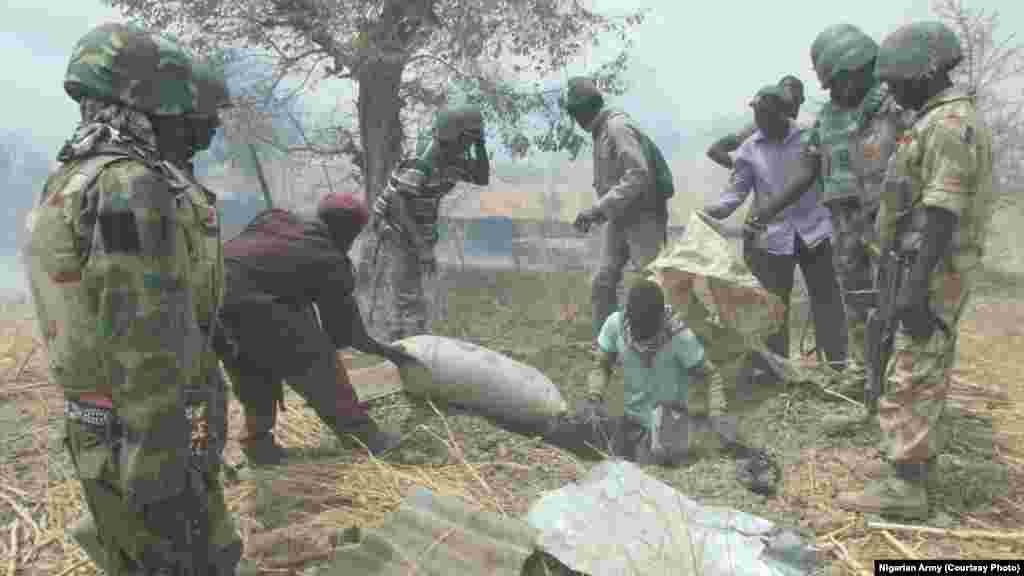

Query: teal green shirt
left=597, top=311, right=705, bottom=430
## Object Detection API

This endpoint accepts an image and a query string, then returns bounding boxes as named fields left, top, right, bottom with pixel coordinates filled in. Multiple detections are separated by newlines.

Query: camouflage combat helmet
left=875, top=21, right=963, bottom=81
left=433, top=105, right=484, bottom=143
left=191, top=59, right=232, bottom=117
left=811, top=24, right=879, bottom=88
left=64, top=22, right=198, bottom=116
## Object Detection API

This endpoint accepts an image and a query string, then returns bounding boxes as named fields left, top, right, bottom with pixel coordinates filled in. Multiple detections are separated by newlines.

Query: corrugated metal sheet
left=325, top=486, right=538, bottom=576
left=526, top=460, right=820, bottom=576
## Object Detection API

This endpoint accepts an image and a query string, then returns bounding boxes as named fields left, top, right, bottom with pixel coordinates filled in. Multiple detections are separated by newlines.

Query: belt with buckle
left=65, top=398, right=115, bottom=428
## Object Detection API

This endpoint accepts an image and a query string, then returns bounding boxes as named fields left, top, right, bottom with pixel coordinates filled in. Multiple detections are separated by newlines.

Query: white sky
left=2, top=0, right=1021, bottom=219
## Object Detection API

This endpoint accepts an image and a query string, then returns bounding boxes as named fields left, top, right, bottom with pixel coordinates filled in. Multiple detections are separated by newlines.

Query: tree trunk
left=355, top=59, right=406, bottom=282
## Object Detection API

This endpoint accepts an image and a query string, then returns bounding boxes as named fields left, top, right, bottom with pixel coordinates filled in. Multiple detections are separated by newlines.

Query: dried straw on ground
left=1, top=297, right=1023, bottom=575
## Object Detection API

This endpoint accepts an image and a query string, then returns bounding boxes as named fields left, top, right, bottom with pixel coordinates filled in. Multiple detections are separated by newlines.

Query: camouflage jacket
left=23, top=146, right=222, bottom=507
left=878, top=87, right=994, bottom=281
left=802, top=82, right=908, bottom=208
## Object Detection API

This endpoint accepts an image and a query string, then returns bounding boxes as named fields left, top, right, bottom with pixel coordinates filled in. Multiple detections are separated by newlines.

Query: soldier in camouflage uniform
left=22, top=23, right=242, bottom=574
left=751, top=24, right=909, bottom=399
left=835, top=22, right=994, bottom=518
left=370, top=105, right=490, bottom=341
left=706, top=75, right=806, bottom=170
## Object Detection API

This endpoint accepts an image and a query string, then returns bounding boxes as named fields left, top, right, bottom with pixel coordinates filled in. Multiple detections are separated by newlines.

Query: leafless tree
left=933, top=0, right=1024, bottom=204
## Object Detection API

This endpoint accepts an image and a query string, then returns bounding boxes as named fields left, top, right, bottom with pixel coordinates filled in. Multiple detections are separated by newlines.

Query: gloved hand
left=573, top=206, right=605, bottom=233
left=894, top=206, right=957, bottom=341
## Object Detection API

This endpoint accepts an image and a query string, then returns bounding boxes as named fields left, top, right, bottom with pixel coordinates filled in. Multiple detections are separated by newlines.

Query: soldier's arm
left=88, top=163, right=195, bottom=508
left=756, top=129, right=822, bottom=221
left=593, top=119, right=651, bottom=221
left=897, top=119, right=972, bottom=325
left=706, top=122, right=757, bottom=170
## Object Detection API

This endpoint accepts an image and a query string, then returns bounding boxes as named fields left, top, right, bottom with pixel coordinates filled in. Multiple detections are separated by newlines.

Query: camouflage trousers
left=592, top=215, right=668, bottom=339
left=828, top=200, right=877, bottom=367
left=65, top=418, right=241, bottom=575
left=877, top=272, right=969, bottom=464
left=369, top=229, right=444, bottom=342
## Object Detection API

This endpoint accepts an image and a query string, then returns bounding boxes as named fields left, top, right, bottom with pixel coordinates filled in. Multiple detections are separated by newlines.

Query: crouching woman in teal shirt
left=584, top=278, right=711, bottom=465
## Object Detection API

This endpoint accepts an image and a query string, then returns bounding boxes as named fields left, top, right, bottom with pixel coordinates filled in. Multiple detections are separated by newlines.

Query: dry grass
left=1, top=278, right=1023, bottom=575
left=770, top=296, right=1024, bottom=570
left=0, top=308, right=582, bottom=574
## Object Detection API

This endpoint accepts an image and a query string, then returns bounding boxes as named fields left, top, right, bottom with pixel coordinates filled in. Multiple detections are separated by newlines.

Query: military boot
left=332, top=417, right=403, bottom=455
left=836, top=460, right=930, bottom=519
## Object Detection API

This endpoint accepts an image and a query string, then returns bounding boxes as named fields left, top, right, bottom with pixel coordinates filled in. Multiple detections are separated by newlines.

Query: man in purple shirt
left=702, top=85, right=847, bottom=385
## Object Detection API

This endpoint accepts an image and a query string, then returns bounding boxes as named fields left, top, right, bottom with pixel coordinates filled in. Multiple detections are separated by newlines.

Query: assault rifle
left=863, top=176, right=916, bottom=415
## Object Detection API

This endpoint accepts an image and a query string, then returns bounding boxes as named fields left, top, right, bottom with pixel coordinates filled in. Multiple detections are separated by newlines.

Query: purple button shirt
left=705, top=122, right=832, bottom=255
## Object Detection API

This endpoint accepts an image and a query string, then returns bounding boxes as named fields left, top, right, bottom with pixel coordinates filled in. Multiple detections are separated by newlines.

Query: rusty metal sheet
left=325, top=486, right=538, bottom=576
left=347, top=361, right=404, bottom=403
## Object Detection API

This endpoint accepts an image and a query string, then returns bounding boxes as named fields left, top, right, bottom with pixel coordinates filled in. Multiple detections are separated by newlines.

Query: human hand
left=743, top=211, right=768, bottom=236
left=573, top=206, right=604, bottom=233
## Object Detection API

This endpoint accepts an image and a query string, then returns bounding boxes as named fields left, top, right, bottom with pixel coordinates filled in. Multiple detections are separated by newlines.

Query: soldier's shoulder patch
left=939, top=109, right=966, bottom=130
left=896, top=133, right=915, bottom=146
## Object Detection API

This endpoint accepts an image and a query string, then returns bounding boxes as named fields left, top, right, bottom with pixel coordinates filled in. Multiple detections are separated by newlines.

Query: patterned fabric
left=800, top=81, right=907, bottom=370
left=829, top=200, right=875, bottom=365
left=64, top=22, right=200, bottom=116
left=801, top=81, right=905, bottom=207
left=876, top=87, right=993, bottom=463
left=24, top=97, right=238, bottom=572
left=57, top=97, right=160, bottom=164
left=622, top=305, right=686, bottom=366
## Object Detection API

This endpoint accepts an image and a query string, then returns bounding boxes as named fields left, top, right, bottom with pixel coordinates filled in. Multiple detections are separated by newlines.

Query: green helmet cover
left=875, top=21, right=963, bottom=81
left=64, top=22, right=199, bottom=116
left=191, top=59, right=231, bottom=117
left=432, top=105, right=484, bottom=143
left=812, top=24, right=878, bottom=87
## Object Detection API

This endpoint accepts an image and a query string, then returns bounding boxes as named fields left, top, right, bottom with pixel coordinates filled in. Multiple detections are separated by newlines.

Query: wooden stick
left=828, top=535, right=870, bottom=576
left=426, top=401, right=505, bottom=517
left=0, top=492, right=40, bottom=543
left=0, top=487, right=30, bottom=500
left=819, top=520, right=856, bottom=543
left=867, top=521, right=1024, bottom=541
left=819, top=386, right=865, bottom=409
left=881, top=530, right=918, bottom=559
left=54, top=559, right=90, bottom=576
left=8, top=521, right=17, bottom=576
